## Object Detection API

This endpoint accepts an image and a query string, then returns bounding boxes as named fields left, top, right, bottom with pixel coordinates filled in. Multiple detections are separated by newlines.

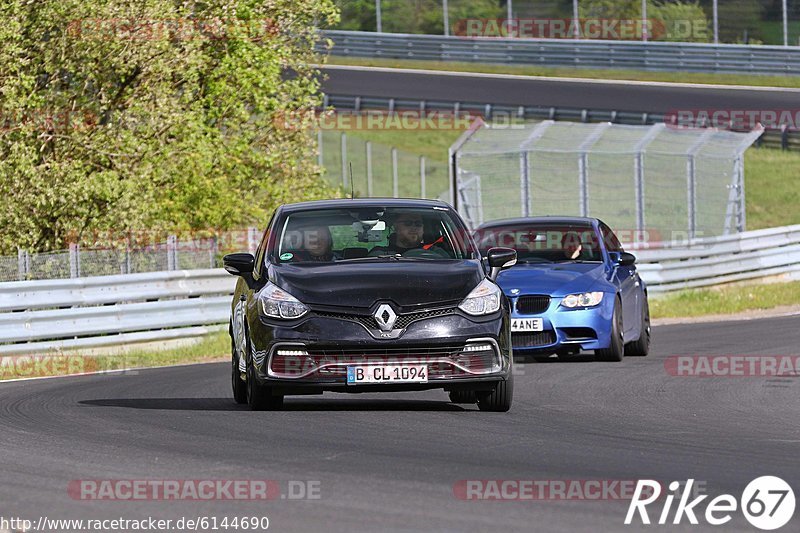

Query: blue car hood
left=495, top=262, right=608, bottom=297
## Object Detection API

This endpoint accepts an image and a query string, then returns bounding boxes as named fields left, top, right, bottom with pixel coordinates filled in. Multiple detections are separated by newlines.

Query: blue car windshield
left=474, top=224, right=603, bottom=263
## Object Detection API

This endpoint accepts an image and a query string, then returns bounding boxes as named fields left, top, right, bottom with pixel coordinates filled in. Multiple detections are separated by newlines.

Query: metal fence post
left=366, top=141, right=373, bottom=197
left=632, top=123, right=665, bottom=234
left=125, top=242, right=132, bottom=275
left=17, top=248, right=27, bottom=281
left=167, top=235, right=177, bottom=271
left=317, top=130, right=324, bottom=168
left=686, top=155, right=696, bottom=238
left=340, top=132, right=348, bottom=189
left=392, top=147, right=399, bottom=198
left=69, top=243, right=80, bottom=278
left=519, top=151, right=530, bottom=217
left=247, top=227, right=260, bottom=256
left=209, top=236, right=218, bottom=268
left=686, top=129, right=715, bottom=239
left=420, top=156, right=426, bottom=198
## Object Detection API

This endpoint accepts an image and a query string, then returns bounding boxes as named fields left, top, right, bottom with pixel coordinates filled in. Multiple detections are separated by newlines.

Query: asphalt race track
left=2, top=316, right=799, bottom=532
left=320, top=65, right=800, bottom=114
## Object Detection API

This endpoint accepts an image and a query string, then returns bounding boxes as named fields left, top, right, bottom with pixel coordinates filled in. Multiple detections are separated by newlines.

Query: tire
left=231, top=334, right=247, bottom=404
left=244, top=332, right=284, bottom=411
left=449, top=390, right=477, bottom=404
left=625, top=297, right=651, bottom=357
left=596, top=299, right=624, bottom=362
left=476, top=373, right=514, bottom=412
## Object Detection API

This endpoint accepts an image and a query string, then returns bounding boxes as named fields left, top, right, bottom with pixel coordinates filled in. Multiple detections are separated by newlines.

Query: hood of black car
left=270, top=260, right=484, bottom=310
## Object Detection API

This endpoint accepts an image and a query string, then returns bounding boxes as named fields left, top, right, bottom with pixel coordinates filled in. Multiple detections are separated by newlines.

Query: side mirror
left=223, top=253, right=255, bottom=276
left=486, top=247, right=517, bottom=281
left=609, top=251, right=636, bottom=267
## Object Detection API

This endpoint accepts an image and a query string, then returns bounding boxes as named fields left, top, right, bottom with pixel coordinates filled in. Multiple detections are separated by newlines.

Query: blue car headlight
left=561, top=292, right=604, bottom=309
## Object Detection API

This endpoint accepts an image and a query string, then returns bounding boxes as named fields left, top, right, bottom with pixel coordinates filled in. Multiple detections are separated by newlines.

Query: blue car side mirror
left=608, top=251, right=636, bottom=266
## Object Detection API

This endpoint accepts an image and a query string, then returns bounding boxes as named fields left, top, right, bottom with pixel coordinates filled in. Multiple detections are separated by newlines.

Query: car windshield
left=273, top=206, right=476, bottom=264
left=474, top=223, right=603, bottom=263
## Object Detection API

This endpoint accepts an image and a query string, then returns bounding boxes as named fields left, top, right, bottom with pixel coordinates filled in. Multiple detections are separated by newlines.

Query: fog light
left=276, top=349, right=308, bottom=356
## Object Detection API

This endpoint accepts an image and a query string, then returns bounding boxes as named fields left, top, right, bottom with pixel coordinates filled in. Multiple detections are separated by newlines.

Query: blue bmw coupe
left=474, top=217, right=650, bottom=362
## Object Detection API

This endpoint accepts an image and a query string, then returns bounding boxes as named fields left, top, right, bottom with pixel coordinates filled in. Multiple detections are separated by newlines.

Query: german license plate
left=511, top=318, right=544, bottom=332
left=347, top=365, right=428, bottom=384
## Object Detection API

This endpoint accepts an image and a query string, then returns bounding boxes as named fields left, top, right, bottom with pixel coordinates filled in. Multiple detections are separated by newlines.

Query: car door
left=600, top=222, right=639, bottom=339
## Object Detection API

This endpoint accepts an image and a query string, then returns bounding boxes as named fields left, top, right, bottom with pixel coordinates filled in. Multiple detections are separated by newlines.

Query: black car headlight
left=458, top=279, right=501, bottom=316
left=259, top=282, right=309, bottom=319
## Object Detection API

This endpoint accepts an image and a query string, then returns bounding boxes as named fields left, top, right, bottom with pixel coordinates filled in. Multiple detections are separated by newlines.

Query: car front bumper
left=511, top=295, right=615, bottom=354
left=248, top=310, right=512, bottom=393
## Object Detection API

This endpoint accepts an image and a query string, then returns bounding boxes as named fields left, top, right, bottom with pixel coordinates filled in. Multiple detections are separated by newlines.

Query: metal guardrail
left=632, top=225, right=800, bottom=292
left=2, top=226, right=799, bottom=355
left=0, top=269, right=235, bottom=356
left=321, top=30, right=800, bottom=76
left=324, top=94, right=800, bottom=151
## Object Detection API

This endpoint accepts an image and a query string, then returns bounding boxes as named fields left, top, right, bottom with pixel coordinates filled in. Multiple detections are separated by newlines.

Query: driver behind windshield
left=369, top=212, right=425, bottom=255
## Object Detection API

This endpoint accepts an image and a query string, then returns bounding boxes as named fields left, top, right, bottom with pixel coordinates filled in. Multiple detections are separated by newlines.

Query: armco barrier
left=1, top=227, right=799, bottom=355
left=320, top=30, right=800, bottom=75
left=0, top=269, right=235, bottom=356
left=633, top=225, right=800, bottom=292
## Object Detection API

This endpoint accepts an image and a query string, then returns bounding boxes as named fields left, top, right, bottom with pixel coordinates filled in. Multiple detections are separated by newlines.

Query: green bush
left=0, top=0, right=339, bottom=254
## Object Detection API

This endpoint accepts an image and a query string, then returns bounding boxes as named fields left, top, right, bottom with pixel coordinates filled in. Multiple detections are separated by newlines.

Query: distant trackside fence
left=1, top=225, right=799, bottom=355
left=320, top=30, right=800, bottom=76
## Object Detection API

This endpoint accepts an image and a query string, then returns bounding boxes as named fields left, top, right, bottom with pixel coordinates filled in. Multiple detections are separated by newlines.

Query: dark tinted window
left=474, top=223, right=603, bottom=263
left=599, top=222, right=623, bottom=252
left=272, top=207, right=476, bottom=264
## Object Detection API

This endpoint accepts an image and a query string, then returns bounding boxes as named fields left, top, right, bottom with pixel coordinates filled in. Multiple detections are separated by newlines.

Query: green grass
left=320, top=117, right=800, bottom=231
left=328, top=56, right=800, bottom=89
left=0, top=330, right=229, bottom=381
left=744, top=148, right=800, bottom=229
left=650, top=280, right=800, bottom=318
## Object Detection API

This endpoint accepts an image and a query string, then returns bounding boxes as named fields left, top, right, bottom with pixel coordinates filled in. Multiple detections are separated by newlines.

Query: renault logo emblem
left=374, top=304, right=397, bottom=332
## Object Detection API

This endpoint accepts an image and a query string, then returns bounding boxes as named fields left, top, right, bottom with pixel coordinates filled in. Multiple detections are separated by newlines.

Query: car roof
left=476, top=216, right=598, bottom=229
left=279, top=198, right=452, bottom=213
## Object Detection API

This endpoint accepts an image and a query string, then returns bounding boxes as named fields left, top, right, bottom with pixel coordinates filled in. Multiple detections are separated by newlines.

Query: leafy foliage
left=0, top=0, right=339, bottom=253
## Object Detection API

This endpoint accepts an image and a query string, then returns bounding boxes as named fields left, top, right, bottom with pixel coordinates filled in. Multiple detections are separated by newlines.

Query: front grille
left=516, top=295, right=551, bottom=315
left=512, top=331, right=556, bottom=348
left=269, top=343, right=499, bottom=379
left=314, top=307, right=456, bottom=330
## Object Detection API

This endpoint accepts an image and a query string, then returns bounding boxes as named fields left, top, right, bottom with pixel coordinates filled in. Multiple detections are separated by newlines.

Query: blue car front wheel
left=596, top=298, right=624, bottom=362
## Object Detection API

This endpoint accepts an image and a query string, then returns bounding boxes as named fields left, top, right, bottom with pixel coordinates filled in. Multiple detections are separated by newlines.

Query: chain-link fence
left=319, top=130, right=450, bottom=200
left=452, top=121, right=763, bottom=238
left=3, top=235, right=247, bottom=282
left=335, top=0, right=800, bottom=46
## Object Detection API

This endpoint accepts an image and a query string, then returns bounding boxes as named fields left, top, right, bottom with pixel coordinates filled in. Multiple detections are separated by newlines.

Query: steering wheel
left=402, top=247, right=450, bottom=259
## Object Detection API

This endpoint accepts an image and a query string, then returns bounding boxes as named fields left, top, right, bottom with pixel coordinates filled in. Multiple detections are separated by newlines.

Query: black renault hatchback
left=224, top=199, right=517, bottom=411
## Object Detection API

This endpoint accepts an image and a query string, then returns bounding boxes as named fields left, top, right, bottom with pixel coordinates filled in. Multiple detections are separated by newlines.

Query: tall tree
left=0, top=0, right=338, bottom=253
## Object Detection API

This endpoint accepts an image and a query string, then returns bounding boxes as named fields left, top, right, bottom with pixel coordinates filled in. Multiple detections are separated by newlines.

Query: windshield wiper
left=337, top=254, right=402, bottom=262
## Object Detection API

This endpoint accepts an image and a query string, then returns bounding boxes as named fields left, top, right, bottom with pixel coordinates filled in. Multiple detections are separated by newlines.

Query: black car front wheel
left=246, top=362, right=284, bottom=411
left=476, top=373, right=514, bottom=412
left=448, top=390, right=477, bottom=404
left=231, top=335, right=247, bottom=404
